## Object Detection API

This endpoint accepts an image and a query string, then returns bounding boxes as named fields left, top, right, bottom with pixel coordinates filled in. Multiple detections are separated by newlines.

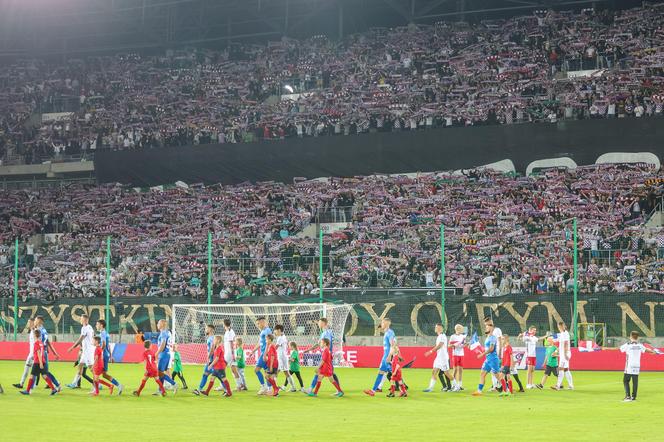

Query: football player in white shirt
left=423, top=323, right=456, bottom=392
left=273, top=325, right=296, bottom=392
left=167, top=333, right=175, bottom=370
left=223, top=319, right=242, bottom=390
left=449, top=324, right=466, bottom=391
left=552, top=322, right=573, bottom=390
left=66, top=314, right=96, bottom=389
left=519, top=325, right=544, bottom=389
left=485, top=317, right=502, bottom=391
left=620, top=330, right=657, bottom=402
left=13, top=318, right=36, bottom=389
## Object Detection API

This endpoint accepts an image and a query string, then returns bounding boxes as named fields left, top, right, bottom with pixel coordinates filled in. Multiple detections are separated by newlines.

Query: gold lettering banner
left=1, top=292, right=663, bottom=338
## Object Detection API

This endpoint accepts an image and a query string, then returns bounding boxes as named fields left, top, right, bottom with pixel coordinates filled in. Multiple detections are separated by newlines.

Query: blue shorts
left=256, top=355, right=268, bottom=370
left=103, top=355, right=110, bottom=372
left=211, top=369, right=226, bottom=380
left=158, top=353, right=170, bottom=372
left=379, top=357, right=392, bottom=373
left=203, top=358, right=214, bottom=374
left=482, top=358, right=500, bottom=374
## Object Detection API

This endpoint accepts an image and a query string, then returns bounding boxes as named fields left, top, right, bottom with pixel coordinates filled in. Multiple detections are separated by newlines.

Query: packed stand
left=2, top=5, right=664, bottom=165
left=0, top=163, right=663, bottom=301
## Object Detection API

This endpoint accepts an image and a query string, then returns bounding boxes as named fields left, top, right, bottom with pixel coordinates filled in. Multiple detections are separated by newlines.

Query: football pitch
left=1, top=361, right=663, bottom=442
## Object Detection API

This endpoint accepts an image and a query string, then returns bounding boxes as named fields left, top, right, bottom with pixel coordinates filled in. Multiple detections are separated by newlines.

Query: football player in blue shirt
left=302, top=318, right=342, bottom=393
left=364, top=318, right=396, bottom=396
left=33, top=316, right=62, bottom=393
left=155, top=319, right=178, bottom=394
left=472, top=320, right=503, bottom=396
left=193, top=324, right=216, bottom=395
left=96, top=319, right=124, bottom=395
left=250, top=317, right=272, bottom=394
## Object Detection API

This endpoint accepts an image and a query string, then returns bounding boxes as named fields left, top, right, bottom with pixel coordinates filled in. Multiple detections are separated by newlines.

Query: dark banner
left=2, top=291, right=664, bottom=338
left=95, top=117, right=664, bottom=186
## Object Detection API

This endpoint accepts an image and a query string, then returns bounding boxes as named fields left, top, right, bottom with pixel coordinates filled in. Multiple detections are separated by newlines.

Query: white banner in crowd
left=566, top=69, right=608, bottom=79
left=42, top=112, right=74, bottom=123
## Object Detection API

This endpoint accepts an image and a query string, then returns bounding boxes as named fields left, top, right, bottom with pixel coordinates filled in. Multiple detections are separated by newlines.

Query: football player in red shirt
left=307, top=338, right=343, bottom=397
left=264, top=334, right=280, bottom=396
left=133, top=340, right=166, bottom=397
left=499, top=335, right=514, bottom=396
left=91, top=337, right=114, bottom=396
left=19, top=329, right=57, bottom=395
left=197, top=335, right=232, bottom=397
left=387, top=346, right=407, bottom=397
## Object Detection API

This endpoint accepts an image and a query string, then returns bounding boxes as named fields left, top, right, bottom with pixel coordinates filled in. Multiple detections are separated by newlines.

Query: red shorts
left=93, top=367, right=104, bottom=376
left=452, top=356, right=464, bottom=367
left=391, top=370, right=402, bottom=382
left=146, top=370, right=158, bottom=378
left=526, top=357, right=536, bottom=366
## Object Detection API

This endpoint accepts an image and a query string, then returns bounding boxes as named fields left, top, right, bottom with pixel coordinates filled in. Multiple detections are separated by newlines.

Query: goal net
left=172, top=303, right=354, bottom=367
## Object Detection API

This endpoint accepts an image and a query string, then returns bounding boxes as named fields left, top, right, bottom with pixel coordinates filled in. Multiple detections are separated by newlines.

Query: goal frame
left=171, top=303, right=353, bottom=366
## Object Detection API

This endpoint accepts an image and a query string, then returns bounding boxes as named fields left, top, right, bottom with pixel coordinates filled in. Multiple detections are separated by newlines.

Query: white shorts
left=80, top=349, right=95, bottom=367
left=558, top=358, right=570, bottom=369
left=278, top=357, right=289, bottom=371
left=224, top=352, right=235, bottom=366
left=25, top=354, right=34, bottom=365
left=433, top=358, right=450, bottom=371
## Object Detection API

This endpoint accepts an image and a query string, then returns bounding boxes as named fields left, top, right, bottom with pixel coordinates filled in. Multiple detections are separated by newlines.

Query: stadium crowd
left=0, top=163, right=663, bottom=301
left=2, top=4, right=664, bottom=165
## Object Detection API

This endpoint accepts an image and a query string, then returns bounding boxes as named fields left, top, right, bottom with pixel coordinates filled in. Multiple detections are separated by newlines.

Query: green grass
left=1, top=361, right=663, bottom=441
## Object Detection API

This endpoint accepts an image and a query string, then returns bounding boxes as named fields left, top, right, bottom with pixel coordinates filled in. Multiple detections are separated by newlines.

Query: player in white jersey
left=484, top=317, right=502, bottom=391
left=13, top=318, right=35, bottom=389
left=449, top=324, right=466, bottom=391
left=620, top=331, right=657, bottom=402
left=167, top=333, right=175, bottom=370
left=552, top=322, right=573, bottom=390
left=66, top=314, right=96, bottom=389
left=273, top=324, right=296, bottom=392
left=519, top=325, right=544, bottom=389
left=222, top=319, right=241, bottom=390
left=423, top=323, right=456, bottom=392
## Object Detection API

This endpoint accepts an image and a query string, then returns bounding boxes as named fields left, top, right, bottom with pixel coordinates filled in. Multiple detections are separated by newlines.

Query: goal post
left=172, top=303, right=354, bottom=367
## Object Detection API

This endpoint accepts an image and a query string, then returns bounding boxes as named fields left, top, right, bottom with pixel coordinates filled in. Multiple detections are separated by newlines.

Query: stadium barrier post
left=207, top=231, right=212, bottom=305
left=105, top=236, right=111, bottom=323
left=573, top=217, right=578, bottom=347
left=319, top=228, right=324, bottom=304
left=440, top=224, right=446, bottom=328
left=14, top=237, right=19, bottom=341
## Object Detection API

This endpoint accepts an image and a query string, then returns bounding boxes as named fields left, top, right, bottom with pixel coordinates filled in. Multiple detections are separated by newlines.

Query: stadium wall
left=2, top=291, right=664, bottom=339
left=95, top=117, right=664, bottom=186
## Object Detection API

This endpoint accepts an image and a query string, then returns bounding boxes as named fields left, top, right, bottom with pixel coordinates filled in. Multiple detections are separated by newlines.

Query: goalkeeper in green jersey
left=171, top=345, right=188, bottom=389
